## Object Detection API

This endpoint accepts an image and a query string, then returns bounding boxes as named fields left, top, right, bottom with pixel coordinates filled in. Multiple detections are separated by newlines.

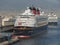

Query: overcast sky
left=0, top=0, right=60, bottom=10
left=0, top=0, right=60, bottom=15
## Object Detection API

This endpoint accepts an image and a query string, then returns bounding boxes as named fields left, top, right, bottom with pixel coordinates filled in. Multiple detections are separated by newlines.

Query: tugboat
left=13, top=7, right=48, bottom=38
left=48, top=12, right=58, bottom=25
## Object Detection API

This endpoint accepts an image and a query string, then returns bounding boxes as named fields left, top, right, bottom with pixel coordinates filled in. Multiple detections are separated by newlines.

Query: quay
left=0, top=25, right=14, bottom=32
left=0, top=38, right=19, bottom=45
left=0, top=16, right=15, bottom=32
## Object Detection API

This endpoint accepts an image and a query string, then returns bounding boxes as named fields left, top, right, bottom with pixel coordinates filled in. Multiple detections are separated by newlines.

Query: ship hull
left=13, top=25, right=47, bottom=38
left=48, top=22, right=57, bottom=25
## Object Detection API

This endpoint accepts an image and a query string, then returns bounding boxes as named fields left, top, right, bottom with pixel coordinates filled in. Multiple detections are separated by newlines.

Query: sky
left=0, top=0, right=60, bottom=16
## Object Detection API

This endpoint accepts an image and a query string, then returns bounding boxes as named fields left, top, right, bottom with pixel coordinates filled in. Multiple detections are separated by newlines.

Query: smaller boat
left=48, top=12, right=58, bottom=25
left=0, top=16, right=14, bottom=32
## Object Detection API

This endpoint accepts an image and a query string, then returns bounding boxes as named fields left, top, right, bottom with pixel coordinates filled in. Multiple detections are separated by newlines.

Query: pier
left=0, top=26, right=14, bottom=32
left=0, top=26, right=19, bottom=45
left=0, top=19, right=15, bottom=45
left=0, top=38, right=19, bottom=45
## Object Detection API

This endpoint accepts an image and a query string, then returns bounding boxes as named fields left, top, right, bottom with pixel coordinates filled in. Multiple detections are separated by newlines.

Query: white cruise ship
left=48, top=12, right=58, bottom=25
left=13, top=7, right=48, bottom=38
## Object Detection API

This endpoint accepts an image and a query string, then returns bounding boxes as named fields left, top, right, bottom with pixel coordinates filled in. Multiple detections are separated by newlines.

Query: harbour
left=0, top=0, right=59, bottom=45
left=0, top=6, right=59, bottom=45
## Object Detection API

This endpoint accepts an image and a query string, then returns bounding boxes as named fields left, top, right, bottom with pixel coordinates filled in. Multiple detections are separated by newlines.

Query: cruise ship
left=13, top=7, right=48, bottom=38
left=48, top=12, right=58, bottom=25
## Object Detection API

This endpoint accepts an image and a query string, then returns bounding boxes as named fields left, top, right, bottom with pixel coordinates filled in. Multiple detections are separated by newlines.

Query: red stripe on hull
left=12, top=35, right=31, bottom=39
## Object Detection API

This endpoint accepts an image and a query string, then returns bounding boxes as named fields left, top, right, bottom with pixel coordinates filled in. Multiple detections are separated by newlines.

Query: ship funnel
left=32, top=7, right=36, bottom=15
left=36, top=8, right=40, bottom=15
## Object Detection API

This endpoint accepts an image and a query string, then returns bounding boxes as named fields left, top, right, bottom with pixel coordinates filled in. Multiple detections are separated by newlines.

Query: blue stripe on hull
left=48, top=22, right=58, bottom=25
left=14, top=25, right=48, bottom=37
left=30, top=25, right=47, bottom=36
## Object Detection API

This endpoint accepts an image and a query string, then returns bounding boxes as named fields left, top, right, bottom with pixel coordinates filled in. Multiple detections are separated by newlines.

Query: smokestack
left=37, top=8, right=40, bottom=15
left=32, top=7, right=36, bottom=15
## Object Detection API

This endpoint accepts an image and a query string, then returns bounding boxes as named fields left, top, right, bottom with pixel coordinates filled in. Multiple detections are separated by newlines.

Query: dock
left=0, top=38, right=19, bottom=45
left=0, top=25, right=14, bottom=32
left=0, top=16, right=15, bottom=32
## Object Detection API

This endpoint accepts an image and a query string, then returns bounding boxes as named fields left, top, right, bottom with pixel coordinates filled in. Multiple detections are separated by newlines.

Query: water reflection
left=48, top=25, right=58, bottom=28
left=13, top=31, right=48, bottom=45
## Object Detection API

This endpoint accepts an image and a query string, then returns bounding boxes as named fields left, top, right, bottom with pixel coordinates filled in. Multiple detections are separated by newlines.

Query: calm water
left=12, top=19, right=60, bottom=45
